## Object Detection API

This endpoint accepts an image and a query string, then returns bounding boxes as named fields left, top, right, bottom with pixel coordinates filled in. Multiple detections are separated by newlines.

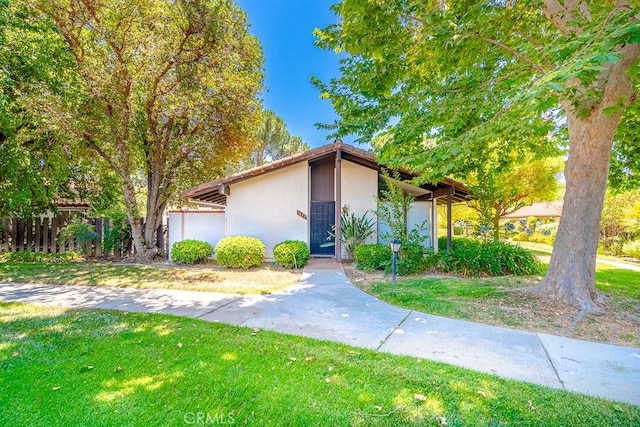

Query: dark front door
left=310, top=201, right=335, bottom=255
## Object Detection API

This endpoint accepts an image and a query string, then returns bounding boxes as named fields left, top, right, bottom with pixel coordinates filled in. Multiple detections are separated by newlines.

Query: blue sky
left=236, top=0, right=354, bottom=148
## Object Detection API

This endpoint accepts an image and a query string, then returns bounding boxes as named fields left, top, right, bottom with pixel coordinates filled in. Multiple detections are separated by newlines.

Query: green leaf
left=547, top=82, right=564, bottom=92
left=5, top=0, right=264, bottom=257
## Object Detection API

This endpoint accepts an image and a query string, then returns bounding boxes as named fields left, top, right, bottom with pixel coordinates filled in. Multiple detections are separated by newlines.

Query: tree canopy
left=18, top=0, right=264, bottom=260
left=610, top=108, right=640, bottom=191
left=231, top=109, right=310, bottom=172
left=315, top=0, right=640, bottom=310
left=467, top=156, right=563, bottom=240
left=0, top=0, right=119, bottom=217
left=314, top=1, right=639, bottom=177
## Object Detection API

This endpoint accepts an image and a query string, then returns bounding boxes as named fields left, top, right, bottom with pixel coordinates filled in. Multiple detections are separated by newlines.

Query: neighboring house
left=42, top=198, right=91, bottom=218
left=178, top=141, right=470, bottom=262
left=502, top=201, right=563, bottom=221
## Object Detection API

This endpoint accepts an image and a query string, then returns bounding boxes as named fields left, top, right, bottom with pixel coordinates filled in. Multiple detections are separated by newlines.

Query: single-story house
left=502, top=201, right=563, bottom=221
left=175, top=141, right=470, bottom=262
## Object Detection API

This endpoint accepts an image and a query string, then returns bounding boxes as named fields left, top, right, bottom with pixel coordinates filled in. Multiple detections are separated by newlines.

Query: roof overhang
left=181, top=142, right=472, bottom=206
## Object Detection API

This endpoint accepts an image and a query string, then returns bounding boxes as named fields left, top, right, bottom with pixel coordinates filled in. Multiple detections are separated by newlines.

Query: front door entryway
left=310, top=201, right=335, bottom=255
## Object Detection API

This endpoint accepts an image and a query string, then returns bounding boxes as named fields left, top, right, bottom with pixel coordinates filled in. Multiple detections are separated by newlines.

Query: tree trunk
left=492, top=206, right=501, bottom=242
left=532, top=30, right=640, bottom=311
left=120, top=180, right=147, bottom=262
left=143, top=195, right=166, bottom=261
left=127, top=215, right=161, bottom=263
left=109, top=170, right=162, bottom=264
left=532, top=111, right=618, bottom=311
left=121, top=178, right=161, bottom=263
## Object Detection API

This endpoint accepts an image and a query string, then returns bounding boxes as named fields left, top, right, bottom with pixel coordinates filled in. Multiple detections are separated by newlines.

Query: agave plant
left=322, top=207, right=376, bottom=259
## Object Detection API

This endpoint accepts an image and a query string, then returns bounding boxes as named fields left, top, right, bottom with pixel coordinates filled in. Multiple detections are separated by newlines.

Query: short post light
left=390, top=239, right=402, bottom=283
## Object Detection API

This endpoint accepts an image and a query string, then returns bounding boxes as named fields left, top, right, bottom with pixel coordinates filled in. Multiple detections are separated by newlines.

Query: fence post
left=42, top=217, right=50, bottom=253
left=34, top=217, right=41, bottom=252
left=26, top=219, right=33, bottom=252
left=95, top=218, right=103, bottom=259
left=16, top=219, right=24, bottom=251
left=1, top=218, right=9, bottom=252
left=51, top=215, right=59, bottom=253
left=64, top=214, right=76, bottom=251
left=10, top=218, right=17, bottom=252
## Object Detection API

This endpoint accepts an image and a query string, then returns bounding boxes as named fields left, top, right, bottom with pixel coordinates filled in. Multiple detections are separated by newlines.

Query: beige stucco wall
left=340, top=160, right=378, bottom=246
left=226, top=162, right=309, bottom=259
left=167, top=211, right=226, bottom=259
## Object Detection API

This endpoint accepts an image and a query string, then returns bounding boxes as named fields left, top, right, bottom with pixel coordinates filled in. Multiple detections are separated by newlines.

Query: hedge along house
left=180, top=141, right=471, bottom=262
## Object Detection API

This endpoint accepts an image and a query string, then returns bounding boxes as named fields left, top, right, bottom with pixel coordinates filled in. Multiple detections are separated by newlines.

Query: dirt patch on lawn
left=343, top=264, right=640, bottom=348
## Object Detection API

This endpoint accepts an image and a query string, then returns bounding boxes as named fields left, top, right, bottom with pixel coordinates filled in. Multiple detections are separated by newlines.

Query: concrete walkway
left=520, top=243, right=640, bottom=272
left=597, top=259, right=640, bottom=272
left=1, top=270, right=639, bottom=407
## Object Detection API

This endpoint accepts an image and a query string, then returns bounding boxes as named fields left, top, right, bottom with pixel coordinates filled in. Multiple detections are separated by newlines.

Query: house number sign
left=296, top=210, right=307, bottom=220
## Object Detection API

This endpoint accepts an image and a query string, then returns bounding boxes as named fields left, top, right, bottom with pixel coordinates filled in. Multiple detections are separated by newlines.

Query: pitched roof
left=182, top=141, right=471, bottom=206
left=55, top=198, right=90, bottom=208
left=503, top=201, right=563, bottom=219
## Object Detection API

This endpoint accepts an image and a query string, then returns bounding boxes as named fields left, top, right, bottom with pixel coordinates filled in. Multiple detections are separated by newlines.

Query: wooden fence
left=0, top=215, right=166, bottom=259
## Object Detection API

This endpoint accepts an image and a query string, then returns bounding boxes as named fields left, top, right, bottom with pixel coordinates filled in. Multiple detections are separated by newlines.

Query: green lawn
left=594, top=263, right=640, bottom=299
left=1, top=302, right=638, bottom=426
left=369, top=276, right=509, bottom=320
left=371, top=262, right=639, bottom=318
left=516, top=241, right=640, bottom=266
left=362, top=261, right=640, bottom=346
left=0, top=262, right=300, bottom=294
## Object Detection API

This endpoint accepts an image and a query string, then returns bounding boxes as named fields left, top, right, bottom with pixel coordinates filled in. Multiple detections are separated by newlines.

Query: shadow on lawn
left=2, top=304, right=640, bottom=426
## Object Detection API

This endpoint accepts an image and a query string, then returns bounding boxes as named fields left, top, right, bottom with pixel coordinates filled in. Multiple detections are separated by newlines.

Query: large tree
left=26, top=0, right=263, bottom=261
left=0, top=0, right=119, bottom=217
left=314, top=0, right=640, bottom=311
left=231, top=109, right=309, bottom=172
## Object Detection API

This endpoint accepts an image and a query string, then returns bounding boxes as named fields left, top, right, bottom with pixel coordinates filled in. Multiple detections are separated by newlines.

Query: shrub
left=0, top=250, right=44, bottom=263
left=354, top=242, right=427, bottom=275
left=434, top=238, right=540, bottom=276
left=622, top=240, right=640, bottom=259
left=103, top=215, right=131, bottom=255
left=354, top=244, right=391, bottom=272
left=526, top=233, right=555, bottom=245
left=0, top=251, right=83, bottom=263
left=273, top=240, right=310, bottom=269
left=437, top=236, right=466, bottom=251
left=487, top=241, right=541, bottom=276
left=58, top=218, right=99, bottom=259
left=322, top=208, right=376, bottom=260
left=51, top=251, right=84, bottom=262
left=511, top=233, right=529, bottom=242
left=215, top=236, right=265, bottom=269
left=397, top=242, right=427, bottom=275
left=171, top=240, right=213, bottom=264
left=599, top=236, right=625, bottom=256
